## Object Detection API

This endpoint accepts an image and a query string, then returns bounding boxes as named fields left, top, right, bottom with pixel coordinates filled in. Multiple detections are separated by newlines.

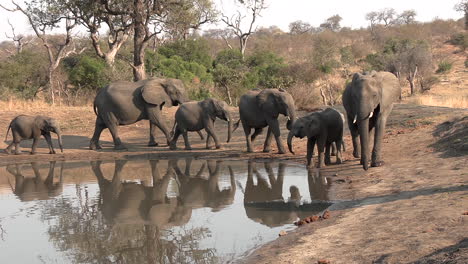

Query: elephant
left=171, top=158, right=236, bottom=211
left=89, top=78, right=188, bottom=151
left=234, top=88, right=296, bottom=154
left=343, top=71, right=401, bottom=170
left=287, top=108, right=345, bottom=168
left=91, top=159, right=192, bottom=227
left=169, top=98, right=232, bottom=150
left=6, top=161, right=63, bottom=201
left=4, top=115, right=63, bottom=155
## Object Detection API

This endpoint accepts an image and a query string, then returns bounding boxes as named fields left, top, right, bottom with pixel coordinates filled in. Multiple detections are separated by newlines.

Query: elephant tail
left=169, top=121, right=177, bottom=138
left=232, top=119, right=241, bottom=132
left=93, top=102, right=98, bottom=116
left=4, top=121, right=12, bottom=142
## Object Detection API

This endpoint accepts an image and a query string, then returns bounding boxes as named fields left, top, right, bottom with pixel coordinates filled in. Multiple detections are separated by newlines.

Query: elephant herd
left=3, top=71, right=401, bottom=171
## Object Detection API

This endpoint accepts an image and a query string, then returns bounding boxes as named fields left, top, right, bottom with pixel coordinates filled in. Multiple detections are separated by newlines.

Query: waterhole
left=0, top=158, right=332, bottom=263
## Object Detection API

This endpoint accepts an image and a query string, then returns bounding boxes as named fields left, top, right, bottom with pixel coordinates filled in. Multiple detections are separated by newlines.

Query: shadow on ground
left=430, top=116, right=468, bottom=157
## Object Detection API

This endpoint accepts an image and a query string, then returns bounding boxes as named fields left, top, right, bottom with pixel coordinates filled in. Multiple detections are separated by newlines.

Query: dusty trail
left=0, top=103, right=467, bottom=263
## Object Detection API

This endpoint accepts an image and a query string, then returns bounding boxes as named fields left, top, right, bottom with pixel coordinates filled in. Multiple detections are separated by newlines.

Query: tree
left=221, top=0, right=267, bottom=60
left=395, top=10, right=417, bottom=25
left=289, top=20, right=312, bottom=34
left=4, top=19, right=31, bottom=55
left=63, top=0, right=132, bottom=67
left=377, top=8, right=396, bottom=27
left=1, top=0, right=85, bottom=104
left=319, top=15, right=342, bottom=32
left=455, top=0, right=468, bottom=30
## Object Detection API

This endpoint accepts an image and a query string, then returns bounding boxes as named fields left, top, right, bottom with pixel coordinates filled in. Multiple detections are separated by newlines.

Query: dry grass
left=405, top=95, right=468, bottom=109
left=0, top=97, right=92, bottom=111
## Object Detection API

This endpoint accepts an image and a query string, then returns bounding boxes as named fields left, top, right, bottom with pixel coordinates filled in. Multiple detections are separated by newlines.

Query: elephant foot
left=371, top=160, right=385, bottom=167
left=49, top=150, right=56, bottom=154
left=169, top=143, right=177, bottom=150
left=114, top=145, right=128, bottom=151
left=263, top=148, right=271, bottom=153
left=336, top=158, right=343, bottom=164
left=247, top=149, right=254, bottom=153
left=89, top=142, right=102, bottom=150
left=147, top=142, right=159, bottom=147
left=215, top=145, right=221, bottom=149
left=353, top=151, right=360, bottom=158
left=185, top=146, right=192, bottom=150
left=316, top=163, right=324, bottom=168
left=325, top=158, right=331, bottom=165
left=4, top=149, right=11, bottom=154
left=277, top=148, right=286, bottom=154
left=30, top=151, right=36, bottom=155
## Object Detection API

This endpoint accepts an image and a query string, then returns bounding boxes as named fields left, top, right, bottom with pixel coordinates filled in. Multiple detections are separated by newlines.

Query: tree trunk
left=48, top=68, right=55, bottom=105
left=133, top=0, right=147, bottom=81
left=224, top=84, right=233, bottom=105
left=319, top=86, right=328, bottom=105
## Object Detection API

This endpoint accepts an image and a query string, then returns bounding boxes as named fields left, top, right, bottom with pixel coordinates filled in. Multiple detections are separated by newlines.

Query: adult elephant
left=235, top=88, right=296, bottom=153
left=90, top=78, right=187, bottom=150
left=343, top=71, right=401, bottom=170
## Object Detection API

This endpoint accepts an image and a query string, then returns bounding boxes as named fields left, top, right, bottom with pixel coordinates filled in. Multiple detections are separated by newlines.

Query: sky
left=0, top=0, right=463, bottom=42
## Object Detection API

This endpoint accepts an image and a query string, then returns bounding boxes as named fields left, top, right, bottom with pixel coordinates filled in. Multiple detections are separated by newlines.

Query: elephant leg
left=182, top=130, right=192, bottom=150
left=267, top=119, right=285, bottom=154
left=30, top=137, right=40, bottom=155
left=306, top=138, right=316, bottom=168
left=103, top=113, right=126, bottom=150
left=242, top=122, right=253, bottom=153
left=90, top=117, right=105, bottom=150
left=206, top=133, right=212, bottom=149
left=335, top=140, right=343, bottom=164
left=148, top=108, right=170, bottom=146
left=169, top=127, right=181, bottom=150
left=263, top=127, right=273, bottom=153
left=148, top=122, right=159, bottom=147
left=43, top=133, right=56, bottom=154
left=331, top=142, right=337, bottom=156
left=197, top=130, right=205, bottom=140
left=325, top=143, right=332, bottom=165
left=348, top=117, right=360, bottom=158
left=12, top=133, right=21, bottom=155
left=251, top=128, right=263, bottom=143
left=371, top=116, right=387, bottom=167
left=205, top=121, right=220, bottom=149
left=316, top=137, right=326, bottom=168
left=5, top=141, right=14, bottom=154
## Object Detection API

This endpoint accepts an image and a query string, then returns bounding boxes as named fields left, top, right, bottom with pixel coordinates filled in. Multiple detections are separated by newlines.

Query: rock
left=317, top=260, right=330, bottom=264
left=322, top=210, right=331, bottom=219
left=462, top=211, right=468, bottom=215
left=311, top=215, right=320, bottom=222
left=279, top=230, right=287, bottom=236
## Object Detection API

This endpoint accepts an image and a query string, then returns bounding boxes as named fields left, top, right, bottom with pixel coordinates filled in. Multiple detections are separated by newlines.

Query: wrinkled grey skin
left=6, top=161, right=63, bottom=201
left=343, top=71, right=401, bottom=170
left=287, top=108, right=344, bottom=168
left=234, top=88, right=296, bottom=154
left=169, top=98, right=232, bottom=150
left=91, top=159, right=191, bottom=227
left=172, top=158, right=236, bottom=211
left=4, top=115, right=63, bottom=155
left=90, top=78, right=187, bottom=150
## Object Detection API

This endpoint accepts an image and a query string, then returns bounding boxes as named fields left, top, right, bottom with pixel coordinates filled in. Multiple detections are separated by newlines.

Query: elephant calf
left=169, top=98, right=232, bottom=150
left=4, top=115, right=63, bottom=155
left=287, top=108, right=344, bottom=168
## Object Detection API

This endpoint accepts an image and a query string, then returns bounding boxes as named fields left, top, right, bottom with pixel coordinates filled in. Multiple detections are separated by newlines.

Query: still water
left=0, top=158, right=332, bottom=263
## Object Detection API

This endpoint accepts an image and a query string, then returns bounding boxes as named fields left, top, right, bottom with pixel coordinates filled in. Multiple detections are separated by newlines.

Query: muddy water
left=0, top=159, right=332, bottom=263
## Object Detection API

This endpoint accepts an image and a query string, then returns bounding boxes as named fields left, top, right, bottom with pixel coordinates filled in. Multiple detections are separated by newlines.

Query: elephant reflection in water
left=243, top=161, right=331, bottom=227
left=91, top=159, right=191, bottom=227
left=7, top=161, right=63, bottom=201
left=307, top=168, right=331, bottom=201
left=171, top=158, right=236, bottom=211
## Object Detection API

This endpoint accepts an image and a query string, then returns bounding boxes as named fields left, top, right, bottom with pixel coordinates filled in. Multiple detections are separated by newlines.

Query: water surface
left=0, top=158, right=332, bottom=263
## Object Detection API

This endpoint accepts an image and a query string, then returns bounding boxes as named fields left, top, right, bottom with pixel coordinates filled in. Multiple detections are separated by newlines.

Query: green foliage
left=312, top=32, right=341, bottom=74
left=449, top=33, right=468, bottom=50
left=64, top=55, right=109, bottom=90
left=188, top=86, right=213, bottom=101
left=436, top=61, right=453, bottom=74
left=340, top=46, right=355, bottom=65
left=0, top=51, right=48, bottom=99
left=146, top=40, right=214, bottom=85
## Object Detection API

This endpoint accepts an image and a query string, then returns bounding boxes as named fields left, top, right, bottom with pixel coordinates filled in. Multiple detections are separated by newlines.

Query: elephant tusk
left=287, top=116, right=291, bottom=120
left=353, top=115, right=357, bottom=124
left=368, top=111, right=373, bottom=119
left=226, top=118, right=230, bottom=122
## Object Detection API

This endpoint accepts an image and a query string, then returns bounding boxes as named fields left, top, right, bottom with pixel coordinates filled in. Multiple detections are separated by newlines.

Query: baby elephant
left=287, top=108, right=344, bottom=168
left=169, top=98, right=232, bottom=150
left=4, top=115, right=64, bottom=155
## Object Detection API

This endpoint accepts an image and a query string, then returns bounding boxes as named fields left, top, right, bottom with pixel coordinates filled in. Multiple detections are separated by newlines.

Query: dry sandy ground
left=0, top=103, right=467, bottom=263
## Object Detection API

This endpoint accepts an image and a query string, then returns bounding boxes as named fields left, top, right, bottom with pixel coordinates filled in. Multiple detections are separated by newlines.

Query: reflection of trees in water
left=41, top=159, right=219, bottom=264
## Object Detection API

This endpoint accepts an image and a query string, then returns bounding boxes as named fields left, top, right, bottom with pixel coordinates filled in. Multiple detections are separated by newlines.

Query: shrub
left=449, top=33, right=468, bottom=50
left=188, top=86, right=213, bottom=101
left=436, top=61, right=453, bottom=74
left=65, top=55, right=109, bottom=91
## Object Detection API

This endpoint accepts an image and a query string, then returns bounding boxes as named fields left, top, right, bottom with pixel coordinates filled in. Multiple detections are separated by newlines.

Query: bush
left=436, top=61, right=453, bottom=74
left=449, top=33, right=468, bottom=50
left=188, top=86, right=213, bottom=101
left=65, top=55, right=109, bottom=90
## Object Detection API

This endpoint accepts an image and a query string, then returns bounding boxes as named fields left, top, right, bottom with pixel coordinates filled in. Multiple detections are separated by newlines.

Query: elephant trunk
left=56, top=129, right=64, bottom=153
left=286, top=107, right=296, bottom=131
left=287, top=130, right=295, bottom=154
left=226, top=112, right=232, bottom=143
left=358, top=117, right=369, bottom=170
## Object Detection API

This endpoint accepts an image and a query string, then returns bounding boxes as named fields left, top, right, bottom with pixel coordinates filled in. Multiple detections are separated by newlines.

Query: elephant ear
left=256, top=89, right=277, bottom=115
left=352, top=73, right=362, bottom=83
left=35, top=116, right=52, bottom=131
left=141, top=79, right=172, bottom=107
